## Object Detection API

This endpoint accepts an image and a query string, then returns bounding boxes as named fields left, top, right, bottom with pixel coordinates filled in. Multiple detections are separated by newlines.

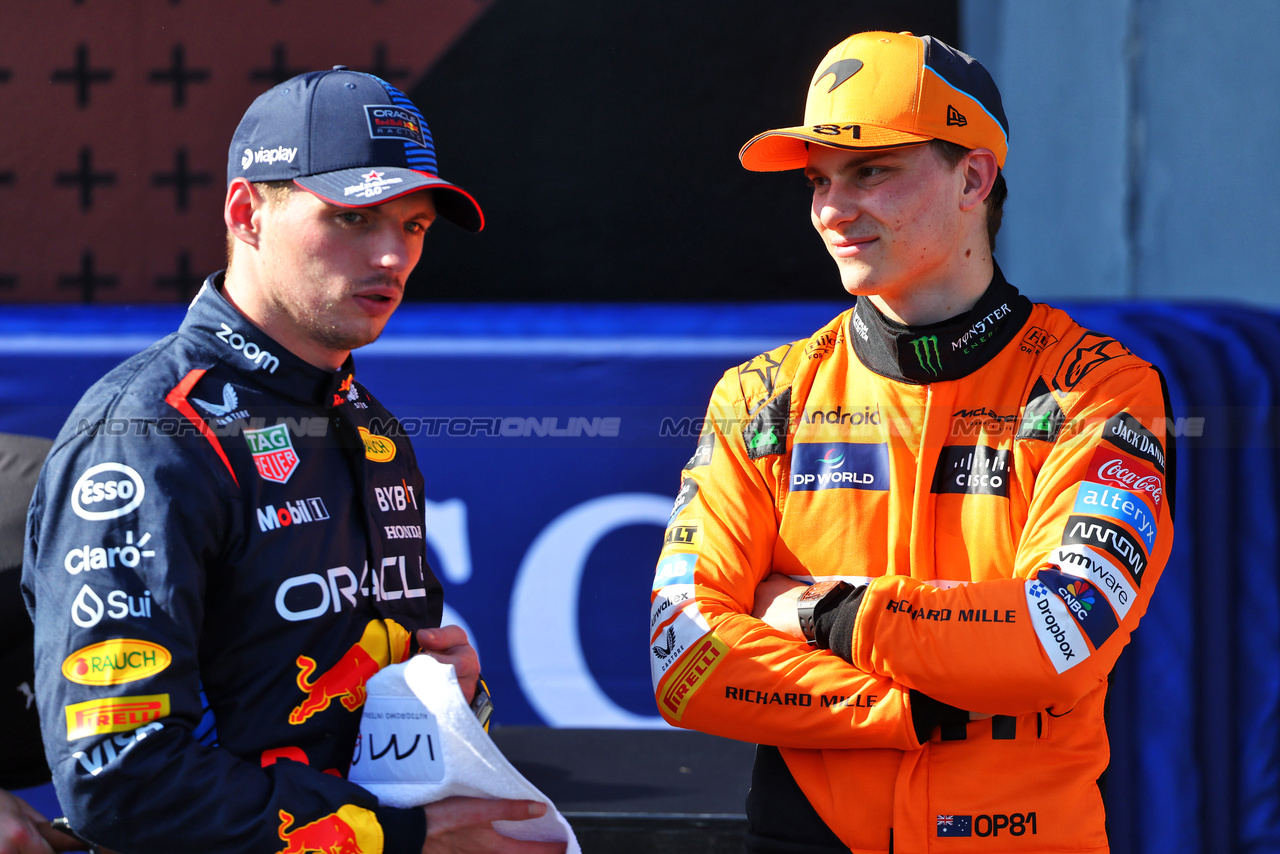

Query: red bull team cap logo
left=244, top=423, right=300, bottom=483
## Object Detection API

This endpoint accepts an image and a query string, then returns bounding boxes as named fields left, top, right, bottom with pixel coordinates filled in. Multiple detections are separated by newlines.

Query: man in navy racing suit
left=24, top=68, right=563, bottom=854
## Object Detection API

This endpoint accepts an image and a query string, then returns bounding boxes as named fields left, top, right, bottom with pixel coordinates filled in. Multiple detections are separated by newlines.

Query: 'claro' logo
left=61, top=638, right=172, bottom=686
left=72, top=463, right=146, bottom=521
left=358, top=427, right=396, bottom=462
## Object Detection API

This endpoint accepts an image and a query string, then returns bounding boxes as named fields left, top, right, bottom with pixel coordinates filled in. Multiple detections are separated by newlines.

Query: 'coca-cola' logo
left=1091, top=454, right=1163, bottom=509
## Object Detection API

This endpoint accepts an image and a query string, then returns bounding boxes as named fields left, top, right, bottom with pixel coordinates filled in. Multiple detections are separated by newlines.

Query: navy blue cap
left=228, top=67, right=483, bottom=231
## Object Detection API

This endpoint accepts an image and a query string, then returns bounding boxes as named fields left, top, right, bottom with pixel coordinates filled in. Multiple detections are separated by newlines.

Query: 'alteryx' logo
left=1073, top=481, right=1157, bottom=552
left=790, top=442, right=889, bottom=492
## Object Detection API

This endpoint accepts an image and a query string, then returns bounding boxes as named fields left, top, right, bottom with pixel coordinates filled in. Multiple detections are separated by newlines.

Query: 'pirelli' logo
left=65, top=694, right=170, bottom=741
left=661, top=635, right=728, bottom=720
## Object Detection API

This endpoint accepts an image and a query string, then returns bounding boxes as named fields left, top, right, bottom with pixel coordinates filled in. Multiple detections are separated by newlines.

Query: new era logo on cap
left=947, top=105, right=967, bottom=127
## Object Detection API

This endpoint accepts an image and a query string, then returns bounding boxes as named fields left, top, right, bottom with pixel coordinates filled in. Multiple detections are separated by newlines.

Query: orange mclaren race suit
left=650, top=268, right=1174, bottom=854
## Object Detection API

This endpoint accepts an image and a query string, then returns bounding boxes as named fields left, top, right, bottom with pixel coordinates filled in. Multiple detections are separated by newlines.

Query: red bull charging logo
left=289, top=619, right=410, bottom=725
left=276, top=804, right=382, bottom=854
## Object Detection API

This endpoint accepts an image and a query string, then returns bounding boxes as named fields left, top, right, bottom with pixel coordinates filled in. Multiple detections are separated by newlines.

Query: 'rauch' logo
left=61, top=639, right=172, bottom=686
left=358, top=427, right=397, bottom=462
left=243, top=423, right=300, bottom=483
left=909, top=335, right=943, bottom=376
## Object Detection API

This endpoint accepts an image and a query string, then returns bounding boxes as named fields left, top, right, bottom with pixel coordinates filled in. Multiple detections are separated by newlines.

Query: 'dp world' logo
left=790, top=442, right=890, bottom=492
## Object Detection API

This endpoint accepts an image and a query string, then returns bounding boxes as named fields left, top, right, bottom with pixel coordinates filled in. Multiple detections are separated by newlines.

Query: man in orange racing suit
left=649, top=32, right=1174, bottom=854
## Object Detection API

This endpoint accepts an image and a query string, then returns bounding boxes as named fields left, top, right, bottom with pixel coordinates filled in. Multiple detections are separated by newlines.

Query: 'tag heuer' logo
left=244, top=423, right=300, bottom=483
left=357, top=427, right=397, bottom=462
left=62, top=639, right=171, bottom=686
left=65, top=694, right=170, bottom=740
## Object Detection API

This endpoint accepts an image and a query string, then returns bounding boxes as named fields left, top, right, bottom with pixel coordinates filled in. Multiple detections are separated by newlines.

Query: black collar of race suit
left=846, top=265, right=1032, bottom=384
left=180, top=273, right=356, bottom=407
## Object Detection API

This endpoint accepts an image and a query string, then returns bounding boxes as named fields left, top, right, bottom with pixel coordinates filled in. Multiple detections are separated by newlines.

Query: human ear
left=224, top=178, right=264, bottom=250
left=958, top=148, right=999, bottom=212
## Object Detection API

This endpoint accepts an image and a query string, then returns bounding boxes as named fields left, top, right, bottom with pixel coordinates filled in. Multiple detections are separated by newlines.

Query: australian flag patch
left=936, top=814, right=973, bottom=837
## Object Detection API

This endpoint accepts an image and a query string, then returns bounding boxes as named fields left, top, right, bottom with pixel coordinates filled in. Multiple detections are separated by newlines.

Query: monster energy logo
left=909, top=335, right=943, bottom=376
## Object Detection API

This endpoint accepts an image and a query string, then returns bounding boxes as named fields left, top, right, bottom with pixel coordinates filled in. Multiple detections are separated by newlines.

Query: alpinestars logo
left=816, top=58, right=864, bottom=92
left=909, top=335, right=943, bottom=376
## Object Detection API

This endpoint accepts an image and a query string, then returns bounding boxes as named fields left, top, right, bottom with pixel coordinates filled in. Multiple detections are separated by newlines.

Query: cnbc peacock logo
left=1058, top=580, right=1097, bottom=622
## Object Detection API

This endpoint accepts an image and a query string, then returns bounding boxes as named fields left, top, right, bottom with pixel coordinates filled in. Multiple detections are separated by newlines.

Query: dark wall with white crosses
left=0, top=0, right=956, bottom=303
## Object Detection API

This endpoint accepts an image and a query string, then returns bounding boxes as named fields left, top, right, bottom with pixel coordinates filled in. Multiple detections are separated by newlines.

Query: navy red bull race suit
left=650, top=270, right=1175, bottom=854
left=24, top=275, right=442, bottom=854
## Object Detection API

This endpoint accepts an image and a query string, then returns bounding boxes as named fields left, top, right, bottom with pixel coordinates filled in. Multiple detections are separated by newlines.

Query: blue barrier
left=3, top=300, right=1278, bottom=853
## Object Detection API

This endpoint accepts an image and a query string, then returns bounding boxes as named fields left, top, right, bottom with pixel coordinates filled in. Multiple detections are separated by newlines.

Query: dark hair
left=930, top=139, right=1007, bottom=252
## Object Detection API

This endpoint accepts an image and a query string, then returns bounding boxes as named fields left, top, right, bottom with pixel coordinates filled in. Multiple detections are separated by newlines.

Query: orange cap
left=739, top=32, right=1009, bottom=171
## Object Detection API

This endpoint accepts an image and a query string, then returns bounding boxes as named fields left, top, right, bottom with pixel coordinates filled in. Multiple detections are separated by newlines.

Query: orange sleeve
left=651, top=368, right=922, bottom=750
left=848, top=364, right=1174, bottom=716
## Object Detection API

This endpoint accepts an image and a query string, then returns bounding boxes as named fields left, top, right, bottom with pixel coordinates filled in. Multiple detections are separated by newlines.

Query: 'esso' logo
left=72, top=463, right=146, bottom=521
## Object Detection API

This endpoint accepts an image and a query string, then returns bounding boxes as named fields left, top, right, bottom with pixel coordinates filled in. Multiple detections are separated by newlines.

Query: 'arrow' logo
left=816, top=59, right=864, bottom=93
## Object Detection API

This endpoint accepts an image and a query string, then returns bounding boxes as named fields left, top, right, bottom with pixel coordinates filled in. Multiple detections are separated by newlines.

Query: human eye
left=804, top=173, right=829, bottom=190
left=336, top=210, right=366, bottom=226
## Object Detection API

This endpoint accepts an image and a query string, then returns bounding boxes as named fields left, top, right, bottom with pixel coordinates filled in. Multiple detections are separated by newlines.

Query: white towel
left=349, top=655, right=581, bottom=852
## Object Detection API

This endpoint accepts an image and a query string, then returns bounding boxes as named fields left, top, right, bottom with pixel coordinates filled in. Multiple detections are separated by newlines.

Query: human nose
left=371, top=224, right=414, bottom=274
left=813, top=183, right=858, bottom=231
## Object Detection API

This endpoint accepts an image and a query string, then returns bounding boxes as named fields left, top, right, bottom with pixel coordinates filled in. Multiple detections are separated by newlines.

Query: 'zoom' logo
left=216, top=323, right=280, bottom=373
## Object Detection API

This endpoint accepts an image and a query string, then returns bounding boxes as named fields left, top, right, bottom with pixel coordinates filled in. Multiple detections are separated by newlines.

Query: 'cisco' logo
left=72, top=463, right=146, bottom=521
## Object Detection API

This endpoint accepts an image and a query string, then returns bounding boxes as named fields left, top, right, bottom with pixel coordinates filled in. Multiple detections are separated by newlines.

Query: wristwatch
left=797, top=580, right=852, bottom=645
left=470, top=675, right=494, bottom=731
